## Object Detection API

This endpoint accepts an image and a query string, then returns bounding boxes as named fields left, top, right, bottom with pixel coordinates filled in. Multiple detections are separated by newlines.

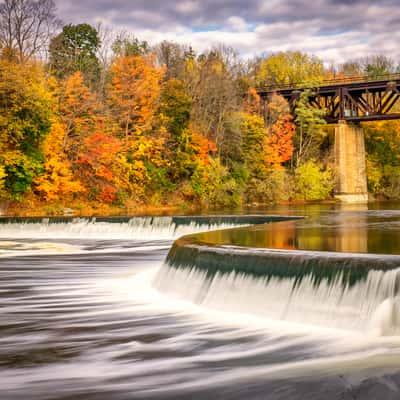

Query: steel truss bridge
left=258, top=74, right=400, bottom=123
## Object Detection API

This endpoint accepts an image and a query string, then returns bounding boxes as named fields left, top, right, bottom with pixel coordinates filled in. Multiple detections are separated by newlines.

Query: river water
left=1, top=206, right=400, bottom=399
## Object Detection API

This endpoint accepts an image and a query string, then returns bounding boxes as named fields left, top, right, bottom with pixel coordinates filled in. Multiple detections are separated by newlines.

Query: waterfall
left=154, top=242, right=400, bottom=335
left=0, top=215, right=290, bottom=241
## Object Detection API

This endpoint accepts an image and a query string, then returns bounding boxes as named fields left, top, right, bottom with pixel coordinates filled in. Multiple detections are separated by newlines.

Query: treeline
left=1, top=0, right=400, bottom=215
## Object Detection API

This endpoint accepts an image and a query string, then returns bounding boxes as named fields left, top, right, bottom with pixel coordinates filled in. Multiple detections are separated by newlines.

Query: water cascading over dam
left=3, top=213, right=400, bottom=336
left=0, top=215, right=291, bottom=241
left=154, top=216, right=400, bottom=336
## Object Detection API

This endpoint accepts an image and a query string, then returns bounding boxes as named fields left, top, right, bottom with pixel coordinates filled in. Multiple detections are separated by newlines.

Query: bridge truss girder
left=259, top=79, right=400, bottom=123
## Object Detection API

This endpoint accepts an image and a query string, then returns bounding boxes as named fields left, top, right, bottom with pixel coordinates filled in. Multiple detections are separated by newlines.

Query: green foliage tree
left=49, top=23, right=100, bottom=86
left=159, top=79, right=191, bottom=138
left=220, top=113, right=244, bottom=166
left=158, top=78, right=194, bottom=180
left=294, top=89, right=327, bottom=167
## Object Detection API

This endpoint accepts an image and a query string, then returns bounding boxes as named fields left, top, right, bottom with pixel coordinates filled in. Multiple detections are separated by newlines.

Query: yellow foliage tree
left=0, top=59, right=54, bottom=199
left=34, top=120, right=85, bottom=201
left=0, top=166, right=6, bottom=199
left=258, top=51, right=326, bottom=87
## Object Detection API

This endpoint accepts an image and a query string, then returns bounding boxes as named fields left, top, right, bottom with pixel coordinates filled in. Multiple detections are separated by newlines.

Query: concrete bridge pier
left=334, top=120, right=368, bottom=203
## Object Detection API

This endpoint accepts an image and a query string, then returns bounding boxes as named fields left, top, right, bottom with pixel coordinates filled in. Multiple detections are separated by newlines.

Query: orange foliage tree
left=76, top=118, right=122, bottom=203
left=189, top=128, right=217, bottom=166
left=108, top=55, right=164, bottom=137
left=57, top=72, right=124, bottom=203
left=244, top=88, right=262, bottom=115
left=264, top=95, right=294, bottom=168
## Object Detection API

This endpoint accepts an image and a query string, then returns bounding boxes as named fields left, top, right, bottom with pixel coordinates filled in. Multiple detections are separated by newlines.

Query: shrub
left=245, top=169, right=293, bottom=204
left=190, top=158, right=241, bottom=208
left=294, top=160, right=334, bottom=200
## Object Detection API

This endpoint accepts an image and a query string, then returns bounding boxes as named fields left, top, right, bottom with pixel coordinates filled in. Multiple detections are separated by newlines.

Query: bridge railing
left=259, top=73, right=400, bottom=93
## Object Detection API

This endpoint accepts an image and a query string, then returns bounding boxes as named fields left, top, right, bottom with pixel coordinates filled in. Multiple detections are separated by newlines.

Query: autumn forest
left=1, top=0, right=400, bottom=216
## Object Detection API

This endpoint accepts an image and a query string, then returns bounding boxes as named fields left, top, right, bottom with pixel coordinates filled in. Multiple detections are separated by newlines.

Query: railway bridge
left=258, top=74, right=400, bottom=203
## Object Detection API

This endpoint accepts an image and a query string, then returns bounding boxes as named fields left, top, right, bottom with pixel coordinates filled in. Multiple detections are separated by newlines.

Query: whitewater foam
left=154, top=262, right=400, bottom=335
left=0, top=217, right=249, bottom=241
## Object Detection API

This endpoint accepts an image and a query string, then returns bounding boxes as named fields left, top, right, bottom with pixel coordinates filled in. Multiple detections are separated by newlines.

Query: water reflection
left=193, top=207, right=400, bottom=255
left=335, top=204, right=368, bottom=253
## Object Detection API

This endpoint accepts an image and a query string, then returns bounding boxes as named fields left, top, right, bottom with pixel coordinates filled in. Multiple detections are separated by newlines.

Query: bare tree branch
left=0, top=0, right=61, bottom=62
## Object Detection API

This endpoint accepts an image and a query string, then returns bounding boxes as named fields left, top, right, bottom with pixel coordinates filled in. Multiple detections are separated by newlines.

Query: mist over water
left=1, top=210, right=400, bottom=399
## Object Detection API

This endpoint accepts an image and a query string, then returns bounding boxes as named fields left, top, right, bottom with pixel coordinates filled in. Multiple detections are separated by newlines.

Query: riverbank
left=2, top=198, right=185, bottom=218
left=4, top=194, right=399, bottom=219
left=1, top=196, right=346, bottom=218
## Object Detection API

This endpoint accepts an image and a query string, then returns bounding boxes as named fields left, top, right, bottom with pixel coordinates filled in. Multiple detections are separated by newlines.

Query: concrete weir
left=334, top=120, right=368, bottom=203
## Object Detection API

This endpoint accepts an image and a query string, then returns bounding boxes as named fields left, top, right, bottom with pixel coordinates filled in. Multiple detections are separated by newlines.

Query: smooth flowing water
left=1, top=208, right=400, bottom=399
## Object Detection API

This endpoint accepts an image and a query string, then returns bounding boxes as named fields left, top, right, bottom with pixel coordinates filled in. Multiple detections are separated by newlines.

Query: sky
left=55, top=0, right=400, bottom=65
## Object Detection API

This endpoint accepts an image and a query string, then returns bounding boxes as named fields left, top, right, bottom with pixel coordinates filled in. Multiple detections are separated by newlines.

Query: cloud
left=226, top=16, right=248, bottom=32
left=54, top=0, right=400, bottom=64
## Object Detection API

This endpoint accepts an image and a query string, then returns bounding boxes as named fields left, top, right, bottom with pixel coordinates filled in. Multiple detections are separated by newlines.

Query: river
left=1, top=204, right=400, bottom=399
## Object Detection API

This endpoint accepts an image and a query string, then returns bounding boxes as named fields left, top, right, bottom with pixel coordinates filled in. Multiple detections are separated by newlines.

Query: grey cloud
left=57, top=0, right=262, bottom=29
left=54, top=0, right=400, bottom=62
left=56, top=0, right=398, bottom=32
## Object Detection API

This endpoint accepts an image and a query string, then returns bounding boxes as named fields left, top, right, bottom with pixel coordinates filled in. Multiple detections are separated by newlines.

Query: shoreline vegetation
left=0, top=198, right=378, bottom=218
left=1, top=1, right=400, bottom=218
left=0, top=202, right=336, bottom=218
